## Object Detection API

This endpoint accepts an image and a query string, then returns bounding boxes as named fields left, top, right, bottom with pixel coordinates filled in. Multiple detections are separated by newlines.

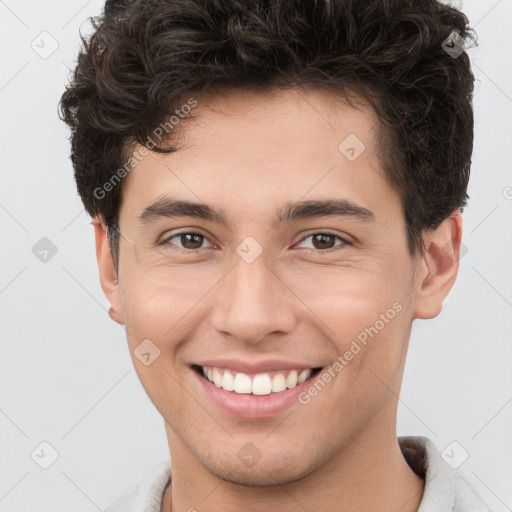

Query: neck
left=161, top=414, right=425, bottom=512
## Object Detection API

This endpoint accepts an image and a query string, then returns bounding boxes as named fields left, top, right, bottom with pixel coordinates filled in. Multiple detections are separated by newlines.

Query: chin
left=203, top=454, right=318, bottom=487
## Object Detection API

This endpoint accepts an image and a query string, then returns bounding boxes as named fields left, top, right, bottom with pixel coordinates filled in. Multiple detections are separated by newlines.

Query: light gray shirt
left=106, top=436, right=491, bottom=511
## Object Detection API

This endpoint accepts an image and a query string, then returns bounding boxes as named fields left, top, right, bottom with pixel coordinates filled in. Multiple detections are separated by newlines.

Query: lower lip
left=193, top=368, right=318, bottom=420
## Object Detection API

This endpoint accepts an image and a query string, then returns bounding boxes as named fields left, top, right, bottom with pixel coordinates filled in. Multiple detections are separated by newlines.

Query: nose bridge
left=210, top=251, right=295, bottom=344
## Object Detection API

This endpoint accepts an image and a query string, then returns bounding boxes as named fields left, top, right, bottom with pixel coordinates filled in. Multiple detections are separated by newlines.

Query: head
left=59, top=0, right=475, bottom=486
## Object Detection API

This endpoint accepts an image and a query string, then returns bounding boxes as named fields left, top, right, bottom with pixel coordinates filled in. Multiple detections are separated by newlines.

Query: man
left=59, top=0, right=490, bottom=510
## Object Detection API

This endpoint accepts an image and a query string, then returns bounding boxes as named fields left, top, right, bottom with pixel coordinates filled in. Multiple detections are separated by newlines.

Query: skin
left=93, top=87, right=462, bottom=512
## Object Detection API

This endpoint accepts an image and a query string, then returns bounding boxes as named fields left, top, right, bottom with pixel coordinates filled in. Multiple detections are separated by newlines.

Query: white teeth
left=298, top=369, right=311, bottom=384
left=271, top=373, right=287, bottom=392
left=222, top=370, right=235, bottom=391
left=252, top=374, right=272, bottom=395
left=234, top=373, right=252, bottom=394
left=286, top=370, right=298, bottom=389
left=212, top=368, right=223, bottom=387
left=202, top=366, right=315, bottom=395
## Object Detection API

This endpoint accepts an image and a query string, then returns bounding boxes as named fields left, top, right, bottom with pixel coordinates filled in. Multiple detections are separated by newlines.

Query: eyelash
left=159, top=231, right=351, bottom=254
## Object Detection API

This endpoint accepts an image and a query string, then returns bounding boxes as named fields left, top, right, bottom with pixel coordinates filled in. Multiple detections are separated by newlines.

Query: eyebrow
left=138, top=196, right=375, bottom=226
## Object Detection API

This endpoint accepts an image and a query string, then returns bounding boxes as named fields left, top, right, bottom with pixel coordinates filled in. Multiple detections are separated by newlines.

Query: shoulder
left=105, top=460, right=172, bottom=512
left=398, top=436, right=492, bottom=512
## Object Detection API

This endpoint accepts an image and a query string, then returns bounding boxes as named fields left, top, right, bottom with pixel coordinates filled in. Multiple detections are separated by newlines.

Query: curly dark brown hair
left=59, top=0, right=476, bottom=268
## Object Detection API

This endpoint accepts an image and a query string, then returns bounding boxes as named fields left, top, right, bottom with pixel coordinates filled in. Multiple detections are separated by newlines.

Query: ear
left=412, top=210, right=463, bottom=320
left=92, top=215, right=124, bottom=325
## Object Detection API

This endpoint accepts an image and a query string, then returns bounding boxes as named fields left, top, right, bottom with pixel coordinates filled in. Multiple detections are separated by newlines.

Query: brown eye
left=296, top=232, right=348, bottom=251
left=163, top=232, right=211, bottom=251
left=312, top=234, right=336, bottom=250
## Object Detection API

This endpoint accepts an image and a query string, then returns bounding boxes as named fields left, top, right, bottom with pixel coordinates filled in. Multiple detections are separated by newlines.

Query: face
left=97, top=87, right=456, bottom=486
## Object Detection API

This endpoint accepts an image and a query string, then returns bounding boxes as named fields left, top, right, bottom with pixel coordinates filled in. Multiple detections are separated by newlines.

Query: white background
left=1, top=0, right=511, bottom=510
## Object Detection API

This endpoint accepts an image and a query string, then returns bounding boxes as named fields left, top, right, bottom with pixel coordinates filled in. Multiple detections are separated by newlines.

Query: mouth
left=192, top=364, right=323, bottom=396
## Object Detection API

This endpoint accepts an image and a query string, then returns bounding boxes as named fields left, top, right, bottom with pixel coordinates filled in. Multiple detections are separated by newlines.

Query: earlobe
left=93, top=216, right=124, bottom=325
left=412, top=211, right=463, bottom=320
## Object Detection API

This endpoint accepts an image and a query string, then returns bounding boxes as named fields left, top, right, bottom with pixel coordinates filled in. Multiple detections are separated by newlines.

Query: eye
left=160, top=231, right=214, bottom=251
left=158, top=231, right=349, bottom=253
left=295, top=232, right=350, bottom=252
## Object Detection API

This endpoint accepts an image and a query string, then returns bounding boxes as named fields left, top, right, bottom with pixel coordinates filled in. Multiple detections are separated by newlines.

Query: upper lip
left=195, top=358, right=322, bottom=374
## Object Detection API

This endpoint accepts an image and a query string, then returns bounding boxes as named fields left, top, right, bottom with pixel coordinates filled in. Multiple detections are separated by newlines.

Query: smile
left=197, top=365, right=322, bottom=395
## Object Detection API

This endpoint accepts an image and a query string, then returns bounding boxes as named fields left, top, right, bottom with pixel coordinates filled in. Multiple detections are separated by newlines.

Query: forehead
left=119, top=87, right=399, bottom=225
left=178, top=86, right=381, bottom=162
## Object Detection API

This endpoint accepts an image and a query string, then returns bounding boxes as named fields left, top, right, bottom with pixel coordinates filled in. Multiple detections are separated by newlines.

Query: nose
left=210, top=253, right=297, bottom=345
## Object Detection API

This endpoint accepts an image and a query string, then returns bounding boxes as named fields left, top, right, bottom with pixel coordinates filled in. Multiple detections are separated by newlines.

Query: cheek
left=333, top=299, right=411, bottom=413
left=286, top=260, right=409, bottom=330
left=288, top=264, right=412, bottom=393
left=299, top=303, right=411, bottom=435
left=118, top=260, right=220, bottom=344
